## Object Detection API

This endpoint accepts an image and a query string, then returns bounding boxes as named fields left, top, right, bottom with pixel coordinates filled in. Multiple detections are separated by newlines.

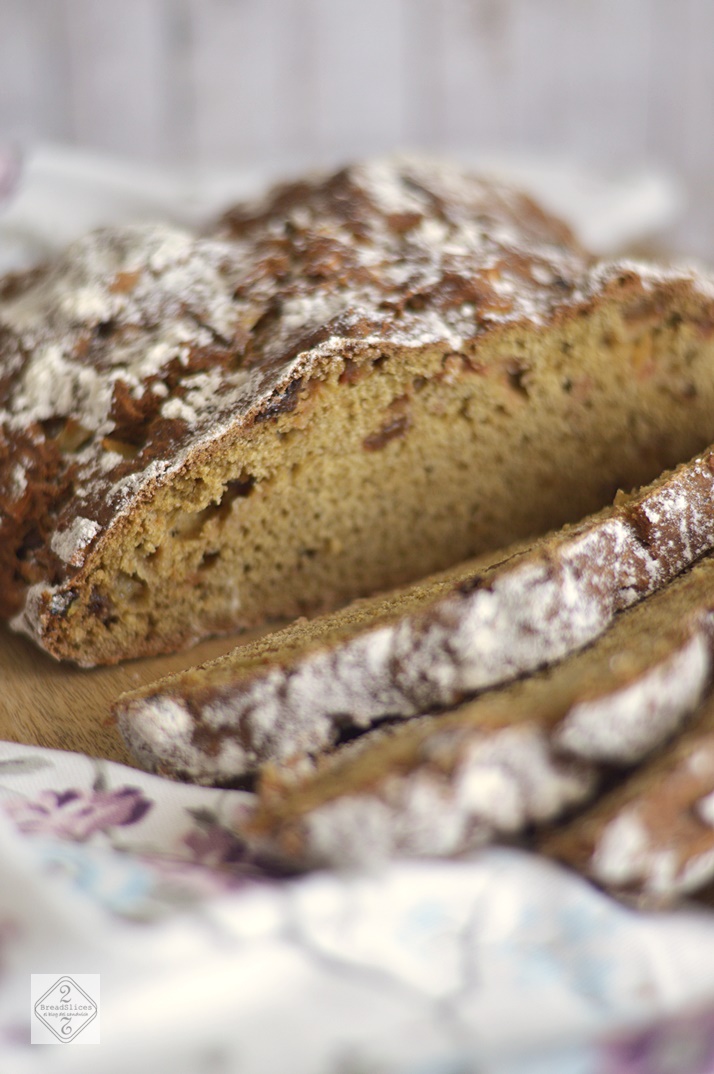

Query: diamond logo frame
left=32, top=974, right=99, bottom=1044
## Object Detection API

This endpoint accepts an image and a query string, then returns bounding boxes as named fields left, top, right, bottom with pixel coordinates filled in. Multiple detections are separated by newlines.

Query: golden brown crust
left=4, top=157, right=714, bottom=666
left=0, top=159, right=592, bottom=659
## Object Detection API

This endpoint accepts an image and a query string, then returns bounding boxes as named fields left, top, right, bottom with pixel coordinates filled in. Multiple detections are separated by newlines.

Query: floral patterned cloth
left=2, top=740, right=714, bottom=1074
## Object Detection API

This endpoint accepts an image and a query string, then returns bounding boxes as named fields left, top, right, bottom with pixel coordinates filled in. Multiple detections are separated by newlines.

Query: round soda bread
left=4, top=158, right=714, bottom=665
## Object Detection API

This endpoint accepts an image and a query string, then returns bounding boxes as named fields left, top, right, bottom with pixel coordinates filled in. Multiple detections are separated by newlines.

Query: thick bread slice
left=5, top=159, right=714, bottom=665
left=116, top=447, right=714, bottom=783
left=242, top=555, right=714, bottom=868
left=540, top=695, right=714, bottom=907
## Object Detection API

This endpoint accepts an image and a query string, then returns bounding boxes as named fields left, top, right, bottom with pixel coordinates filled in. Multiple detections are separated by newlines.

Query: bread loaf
left=4, top=158, right=714, bottom=666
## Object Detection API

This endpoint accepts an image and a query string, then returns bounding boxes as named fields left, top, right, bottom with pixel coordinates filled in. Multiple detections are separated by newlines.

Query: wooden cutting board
left=0, top=623, right=272, bottom=768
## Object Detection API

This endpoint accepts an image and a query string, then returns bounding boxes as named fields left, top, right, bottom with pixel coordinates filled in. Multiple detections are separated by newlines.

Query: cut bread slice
left=540, top=694, right=714, bottom=907
left=116, top=446, right=714, bottom=783
left=5, top=159, right=714, bottom=665
left=242, top=554, right=714, bottom=868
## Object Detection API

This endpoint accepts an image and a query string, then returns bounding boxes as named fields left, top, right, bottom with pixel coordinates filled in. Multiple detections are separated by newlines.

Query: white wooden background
left=0, top=0, right=713, bottom=255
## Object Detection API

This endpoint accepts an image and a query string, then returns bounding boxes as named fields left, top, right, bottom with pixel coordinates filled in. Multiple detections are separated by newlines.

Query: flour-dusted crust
left=0, top=158, right=592, bottom=662
left=0, top=226, right=251, bottom=632
left=117, top=449, right=714, bottom=783
left=539, top=692, right=714, bottom=907
left=5, top=156, right=714, bottom=667
left=245, top=555, right=714, bottom=868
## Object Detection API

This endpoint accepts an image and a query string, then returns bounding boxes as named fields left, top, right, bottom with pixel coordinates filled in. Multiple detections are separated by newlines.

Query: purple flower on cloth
left=180, top=803, right=293, bottom=879
left=0, top=1021, right=30, bottom=1047
left=182, top=820, right=249, bottom=870
left=136, top=853, right=258, bottom=902
left=3, top=786, right=152, bottom=841
left=602, top=1006, right=714, bottom=1074
left=126, top=817, right=266, bottom=905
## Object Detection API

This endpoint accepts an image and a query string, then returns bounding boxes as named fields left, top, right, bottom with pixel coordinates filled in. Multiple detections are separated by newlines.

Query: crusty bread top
left=2, top=156, right=713, bottom=644
left=214, top=155, right=590, bottom=354
left=0, top=158, right=594, bottom=629
left=0, top=226, right=245, bottom=621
